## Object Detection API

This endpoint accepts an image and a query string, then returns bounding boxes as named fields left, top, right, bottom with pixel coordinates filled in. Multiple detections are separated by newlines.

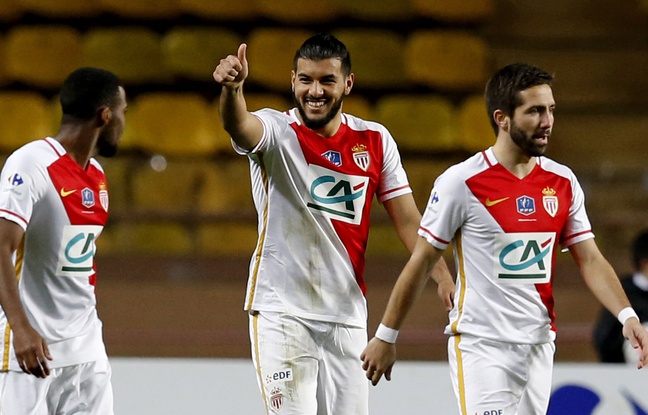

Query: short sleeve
left=0, top=152, right=41, bottom=230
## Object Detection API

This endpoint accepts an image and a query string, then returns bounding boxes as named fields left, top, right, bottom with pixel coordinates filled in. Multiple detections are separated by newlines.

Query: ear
left=290, top=70, right=296, bottom=92
left=98, top=106, right=112, bottom=127
left=493, top=109, right=509, bottom=132
left=344, top=73, right=354, bottom=96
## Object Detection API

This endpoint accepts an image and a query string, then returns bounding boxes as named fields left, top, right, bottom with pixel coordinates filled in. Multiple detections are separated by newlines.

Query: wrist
left=617, top=307, right=639, bottom=325
left=375, top=323, right=399, bottom=344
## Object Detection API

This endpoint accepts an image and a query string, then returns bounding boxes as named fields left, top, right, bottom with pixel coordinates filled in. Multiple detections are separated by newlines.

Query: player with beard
left=361, top=63, right=648, bottom=414
left=213, top=33, right=450, bottom=414
left=0, top=67, right=126, bottom=414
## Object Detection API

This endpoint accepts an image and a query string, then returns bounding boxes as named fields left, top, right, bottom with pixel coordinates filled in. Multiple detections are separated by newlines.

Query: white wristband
left=375, top=323, right=399, bottom=344
left=617, top=307, right=639, bottom=325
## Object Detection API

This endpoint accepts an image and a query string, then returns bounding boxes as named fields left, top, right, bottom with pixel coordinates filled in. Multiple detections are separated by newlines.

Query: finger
left=385, top=366, right=392, bottom=381
left=238, top=43, right=247, bottom=67
left=371, top=370, right=383, bottom=386
left=43, top=343, right=53, bottom=361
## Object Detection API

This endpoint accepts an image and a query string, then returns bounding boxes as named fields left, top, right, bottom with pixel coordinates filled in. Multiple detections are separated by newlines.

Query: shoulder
left=87, top=158, right=105, bottom=174
left=537, top=156, right=577, bottom=180
left=343, top=113, right=388, bottom=135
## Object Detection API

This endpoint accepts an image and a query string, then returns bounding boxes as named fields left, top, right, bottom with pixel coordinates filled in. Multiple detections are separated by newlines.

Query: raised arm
left=0, top=218, right=52, bottom=378
left=569, top=238, right=648, bottom=368
left=213, top=43, right=264, bottom=151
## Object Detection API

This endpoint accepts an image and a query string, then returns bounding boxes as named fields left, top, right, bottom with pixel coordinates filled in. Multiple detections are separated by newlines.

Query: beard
left=293, top=94, right=344, bottom=130
left=510, top=121, right=547, bottom=157
left=96, top=127, right=119, bottom=158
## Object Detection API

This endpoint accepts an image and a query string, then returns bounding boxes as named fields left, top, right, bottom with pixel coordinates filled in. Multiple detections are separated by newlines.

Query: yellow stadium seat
left=82, top=28, right=170, bottom=84
left=256, top=0, right=337, bottom=22
left=457, top=94, right=495, bottom=153
left=130, top=160, right=204, bottom=214
left=129, top=93, right=222, bottom=156
left=162, top=27, right=241, bottom=81
left=332, top=29, right=407, bottom=89
left=333, top=0, right=413, bottom=21
left=198, top=160, right=254, bottom=216
left=178, top=0, right=257, bottom=20
left=98, top=0, right=179, bottom=18
left=247, top=28, right=313, bottom=91
left=0, top=37, right=8, bottom=87
left=13, top=0, right=98, bottom=17
left=244, top=93, right=291, bottom=112
left=198, top=222, right=258, bottom=256
left=0, top=1, right=22, bottom=22
left=411, top=0, right=493, bottom=22
left=402, top=158, right=454, bottom=208
left=341, top=95, right=374, bottom=121
left=0, top=92, right=53, bottom=152
left=405, top=31, right=488, bottom=91
left=109, top=222, right=194, bottom=255
left=375, top=94, right=458, bottom=152
left=5, top=26, right=82, bottom=88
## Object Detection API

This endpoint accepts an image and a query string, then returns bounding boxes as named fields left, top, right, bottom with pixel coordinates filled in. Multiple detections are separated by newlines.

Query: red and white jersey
left=234, top=108, right=411, bottom=328
left=0, top=138, right=109, bottom=370
left=419, top=148, right=594, bottom=344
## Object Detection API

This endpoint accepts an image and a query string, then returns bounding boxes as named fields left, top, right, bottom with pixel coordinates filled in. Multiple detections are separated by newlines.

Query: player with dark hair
left=213, top=33, right=449, bottom=414
left=361, top=63, right=648, bottom=414
left=0, top=67, right=127, bottom=414
left=594, top=230, right=648, bottom=363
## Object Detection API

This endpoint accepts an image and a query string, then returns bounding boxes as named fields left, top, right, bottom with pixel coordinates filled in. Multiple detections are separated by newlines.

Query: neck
left=492, top=136, right=536, bottom=179
left=54, top=124, right=98, bottom=168
left=297, top=110, right=342, bottom=138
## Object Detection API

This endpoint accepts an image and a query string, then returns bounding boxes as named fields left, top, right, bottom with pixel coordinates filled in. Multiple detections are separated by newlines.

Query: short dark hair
left=293, top=33, right=351, bottom=76
left=631, top=230, right=648, bottom=270
left=484, top=63, right=554, bottom=135
left=60, top=67, right=122, bottom=122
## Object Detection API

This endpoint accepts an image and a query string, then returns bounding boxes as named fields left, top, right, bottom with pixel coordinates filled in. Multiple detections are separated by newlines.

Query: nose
left=540, top=111, right=553, bottom=129
left=309, top=81, right=323, bottom=96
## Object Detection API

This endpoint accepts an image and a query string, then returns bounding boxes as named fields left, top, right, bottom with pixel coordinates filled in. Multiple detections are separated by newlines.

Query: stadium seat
left=129, top=93, right=222, bottom=156
left=178, top=0, right=257, bottom=20
left=0, top=92, right=54, bottom=152
left=247, top=28, right=313, bottom=91
left=130, top=160, right=205, bottom=214
left=256, top=0, right=337, bottom=22
left=82, top=28, right=170, bottom=85
left=341, top=95, right=374, bottom=122
left=244, top=93, right=291, bottom=112
left=401, top=158, right=454, bottom=208
left=4, top=26, right=83, bottom=88
left=366, top=224, right=409, bottom=258
left=375, top=94, right=458, bottom=152
left=0, top=1, right=22, bottom=22
left=198, top=160, right=254, bottom=216
left=99, top=0, right=179, bottom=18
left=0, top=37, right=8, bottom=87
left=405, top=31, right=488, bottom=91
left=333, top=0, right=413, bottom=21
left=13, top=0, right=98, bottom=17
left=411, top=0, right=493, bottom=22
left=332, top=29, right=407, bottom=89
left=109, top=222, right=194, bottom=255
left=198, top=223, right=258, bottom=256
left=162, top=27, right=241, bottom=82
left=457, top=94, right=495, bottom=153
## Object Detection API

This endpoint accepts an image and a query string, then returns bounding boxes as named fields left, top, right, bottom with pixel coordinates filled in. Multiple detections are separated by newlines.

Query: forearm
left=0, top=253, right=31, bottom=331
left=218, top=85, right=261, bottom=150
left=582, top=258, right=630, bottom=317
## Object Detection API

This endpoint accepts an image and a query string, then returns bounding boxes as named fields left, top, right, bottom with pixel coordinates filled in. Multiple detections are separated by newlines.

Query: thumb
left=43, top=342, right=53, bottom=361
left=238, top=43, right=248, bottom=67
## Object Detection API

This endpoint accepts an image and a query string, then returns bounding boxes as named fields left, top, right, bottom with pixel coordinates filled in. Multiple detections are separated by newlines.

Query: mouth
left=305, top=98, right=327, bottom=111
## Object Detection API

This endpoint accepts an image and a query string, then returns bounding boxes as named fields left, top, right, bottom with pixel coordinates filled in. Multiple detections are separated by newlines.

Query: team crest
left=99, top=182, right=109, bottom=212
left=322, top=150, right=342, bottom=167
left=542, top=187, right=558, bottom=217
left=270, top=387, right=284, bottom=411
left=516, top=195, right=535, bottom=216
left=352, top=143, right=370, bottom=171
left=81, top=188, right=95, bottom=208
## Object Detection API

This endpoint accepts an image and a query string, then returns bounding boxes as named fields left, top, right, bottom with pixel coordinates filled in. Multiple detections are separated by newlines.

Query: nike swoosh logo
left=60, top=188, right=77, bottom=197
left=485, top=197, right=509, bottom=207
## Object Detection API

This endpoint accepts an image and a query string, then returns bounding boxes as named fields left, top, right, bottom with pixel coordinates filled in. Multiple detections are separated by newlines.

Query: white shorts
left=448, top=335, right=555, bottom=415
left=249, top=311, right=368, bottom=415
left=0, top=359, right=113, bottom=415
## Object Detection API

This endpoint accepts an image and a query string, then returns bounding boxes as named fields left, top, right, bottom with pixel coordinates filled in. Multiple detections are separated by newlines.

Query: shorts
left=249, top=311, right=368, bottom=415
left=0, top=359, right=113, bottom=415
left=448, top=334, right=555, bottom=415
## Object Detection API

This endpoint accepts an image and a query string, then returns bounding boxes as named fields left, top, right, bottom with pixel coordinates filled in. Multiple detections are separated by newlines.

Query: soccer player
left=361, top=63, right=648, bottom=415
left=0, top=67, right=127, bottom=414
left=212, top=33, right=449, bottom=414
left=594, top=229, right=648, bottom=363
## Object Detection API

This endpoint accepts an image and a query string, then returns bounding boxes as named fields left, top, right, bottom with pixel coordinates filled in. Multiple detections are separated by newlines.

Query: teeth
left=307, top=101, right=325, bottom=108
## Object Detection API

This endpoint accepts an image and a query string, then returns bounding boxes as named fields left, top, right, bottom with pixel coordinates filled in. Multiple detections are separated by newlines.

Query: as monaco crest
left=352, top=143, right=370, bottom=171
left=542, top=187, right=558, bottom=217
left=270, top=387, right=283, bottom=411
